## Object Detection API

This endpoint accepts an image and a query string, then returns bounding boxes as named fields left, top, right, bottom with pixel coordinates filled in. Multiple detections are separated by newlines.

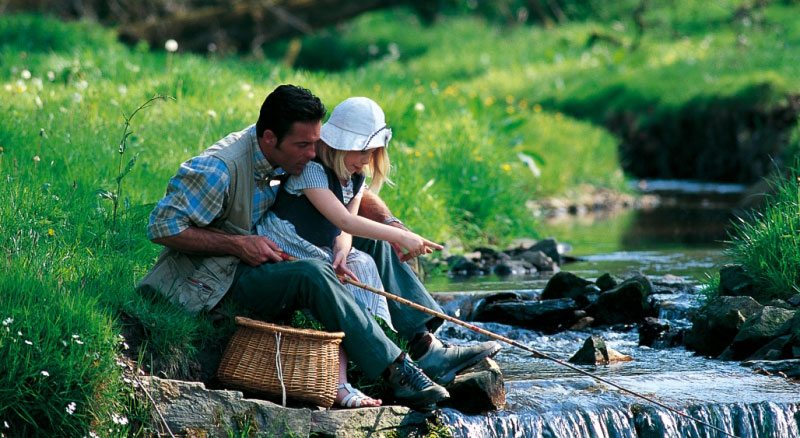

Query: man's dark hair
left=256, top=84, right=326, bottom=145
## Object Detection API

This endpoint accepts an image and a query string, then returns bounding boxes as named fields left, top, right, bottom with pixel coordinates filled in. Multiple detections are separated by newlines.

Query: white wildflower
left=414, top=102, right=425, bottom=112
left=3, top=420, right=8, bottom=428
left=32, top=78, right=43, bottom=90
left=4, top=84, right=11, bottom=92
left=72, top=334, right=80, bottom=339
left=24, top=340, right=32, bottom=346
left=65, top=402, right=77, bottom=415
left=122, top=342, right=129, bottom=350
left=17, top=331, right=23, bottom=337
left=47, top=71, right=55, bottom=81
left=21, top=70, right=31, bottom=80
left=207, top=110, right=217, bottom=118
left=41, top=371, right=49, bottom=377
left=74, top=339, right=84, bottom=345
left=2, top=318, right=12, bottom=326
left=118, top=85, right=127, bottom=95
left=165, top=39, right=178, bottom=53
left=61, top=340, right=68, bottom=347
left=111, top=413, right=128, bottom=425
left=72, top=93, right=82, bottom=103
left=76, top=80, right=88, bottom=90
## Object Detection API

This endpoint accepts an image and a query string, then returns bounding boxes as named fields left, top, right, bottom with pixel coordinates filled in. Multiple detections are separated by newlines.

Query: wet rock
left=568, top=336, right=633, bottom=365
left=541, top=272, right=595, bottom=301
left=741, top=359, right=800, bottom=380
left=494, top=259, right=536, bottom=276
left=527, top=238, right=563, bottom=266
left=746, top=335, right=792, bottom=361
left=787, top=295, right=800, bottom=307
left=440, top=358, right=505, bottom=414
left=595, top=273, right=618, bottom=292
left=518, top=250, right=558, bottom=272
left=638, top=317, right=669, bottom=347
left=719, top=264, right=758, bottom=297
left=568, top=316, right=594, bottom=331
left=684, top=296, right=763, bottom=357
left=448, top=255, right=488, bottom=276
left=729, top=306, right=794, bottom=360
left=468, top=292, right=525, bottom=320
left=472, top=297, right=582, bottom=334
left=590, top=276, right=654, bottom=326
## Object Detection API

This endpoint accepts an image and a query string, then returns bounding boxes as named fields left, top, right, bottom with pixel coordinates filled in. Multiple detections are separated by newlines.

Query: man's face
left=265, top=121, right=320, bottom=175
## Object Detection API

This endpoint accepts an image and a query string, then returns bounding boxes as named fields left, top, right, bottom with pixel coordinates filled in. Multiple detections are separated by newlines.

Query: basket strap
left=275, top=332, right=286, bottom=407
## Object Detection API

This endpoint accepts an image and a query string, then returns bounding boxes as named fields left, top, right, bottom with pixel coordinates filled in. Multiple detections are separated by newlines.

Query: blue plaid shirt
left=147, top=126, right=282, bottom=240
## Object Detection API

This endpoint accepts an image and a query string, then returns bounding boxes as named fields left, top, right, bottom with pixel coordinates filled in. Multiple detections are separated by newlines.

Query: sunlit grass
left=2, top=1, right=800, bottom=434
left=724, top=165, right=800, bottom=302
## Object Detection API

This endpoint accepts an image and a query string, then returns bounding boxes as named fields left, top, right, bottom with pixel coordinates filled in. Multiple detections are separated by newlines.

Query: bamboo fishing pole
left=279, top=253, right=740, bottom=438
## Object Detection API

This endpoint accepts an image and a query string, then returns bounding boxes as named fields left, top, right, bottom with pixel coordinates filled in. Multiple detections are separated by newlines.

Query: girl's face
left=343, top=149, right=375, bottom=175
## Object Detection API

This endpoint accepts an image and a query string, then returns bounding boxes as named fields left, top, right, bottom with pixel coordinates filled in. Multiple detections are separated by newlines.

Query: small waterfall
left=439, top=401, right=800, bottom=438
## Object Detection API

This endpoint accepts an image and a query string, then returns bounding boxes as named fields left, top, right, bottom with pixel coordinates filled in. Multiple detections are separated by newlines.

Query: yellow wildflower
left=519, top=99, right=528, bottom=109
left=505, top=95, right=514, bottom=104
left=555, top=112, right=564, bottom=120
left=506, top=106, right=515, bottom=114
left=48, top=229, right=55, bottom=236
left=427, top=152, right=434, bottom=158
left=501, top=164, right=512, bottom=172
left=483, top=96, right=495, bottom=106
left=533, top=104, right=543, bottom=113
left=414, top=151, right=422, bottom=157
left=475, top=156, right=484, bottom=162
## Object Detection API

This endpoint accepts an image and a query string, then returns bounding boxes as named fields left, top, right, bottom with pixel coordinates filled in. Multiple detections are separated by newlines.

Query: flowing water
left=425, top=181, right=800, bottom=438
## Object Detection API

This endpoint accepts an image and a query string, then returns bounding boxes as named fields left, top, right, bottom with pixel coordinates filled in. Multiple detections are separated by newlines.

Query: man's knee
left=288, top=259, right=339, bottom=289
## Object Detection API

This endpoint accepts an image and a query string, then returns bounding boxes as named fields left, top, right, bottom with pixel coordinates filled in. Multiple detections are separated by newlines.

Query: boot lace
left=399, top=357, right=435, bottom=390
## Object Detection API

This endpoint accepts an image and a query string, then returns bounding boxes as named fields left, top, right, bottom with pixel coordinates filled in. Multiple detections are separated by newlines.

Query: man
left=139, top=84, right=500, bottom=410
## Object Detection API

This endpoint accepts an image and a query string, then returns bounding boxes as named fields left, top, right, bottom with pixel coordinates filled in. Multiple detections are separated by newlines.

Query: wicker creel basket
left=217, top=316, right=345, bottom=407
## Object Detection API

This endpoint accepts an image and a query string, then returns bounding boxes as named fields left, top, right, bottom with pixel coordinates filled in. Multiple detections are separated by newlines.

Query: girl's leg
left=345, top=249, right=396, bottom=331
left=335, top=347, right=382, bottom=408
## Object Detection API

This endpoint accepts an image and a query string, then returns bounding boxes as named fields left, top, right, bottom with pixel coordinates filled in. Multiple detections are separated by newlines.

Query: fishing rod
left=280, top=252, right=740, bottom=438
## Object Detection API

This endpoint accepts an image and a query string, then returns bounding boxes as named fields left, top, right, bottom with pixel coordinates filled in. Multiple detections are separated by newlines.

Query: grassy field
left=2, top=1, right=800, bottom=435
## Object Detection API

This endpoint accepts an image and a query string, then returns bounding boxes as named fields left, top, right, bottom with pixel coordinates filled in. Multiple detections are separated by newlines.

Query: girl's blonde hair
left=316, top=142, right=392, bottom=193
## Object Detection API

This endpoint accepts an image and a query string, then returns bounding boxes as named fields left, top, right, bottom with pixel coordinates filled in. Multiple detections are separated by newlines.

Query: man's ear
left=261, top=129, right=278, bottom=149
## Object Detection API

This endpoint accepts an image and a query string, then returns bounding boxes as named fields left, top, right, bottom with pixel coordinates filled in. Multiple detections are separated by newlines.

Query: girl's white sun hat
left=320, top=97, right=392, bottom=151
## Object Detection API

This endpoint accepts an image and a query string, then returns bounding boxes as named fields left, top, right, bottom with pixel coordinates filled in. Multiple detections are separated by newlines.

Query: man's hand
left=235, top=235, right=284, bottom=266
left=152, top=226, right=283, bottom=266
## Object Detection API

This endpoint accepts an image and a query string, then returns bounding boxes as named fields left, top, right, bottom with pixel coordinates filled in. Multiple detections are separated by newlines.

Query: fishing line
left=280, top=253, right=741, bottom=438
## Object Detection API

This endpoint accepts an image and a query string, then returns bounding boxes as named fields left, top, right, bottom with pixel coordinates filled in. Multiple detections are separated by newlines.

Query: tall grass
left=2, top=1, right=800, bottom=434
left=724, top=165, right=800, bottom=301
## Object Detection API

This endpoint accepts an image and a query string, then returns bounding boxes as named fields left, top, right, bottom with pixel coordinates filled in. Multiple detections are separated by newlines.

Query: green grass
left=722, top=165, right=800, bottom=302
left=2, top=1, right=800, bottom=434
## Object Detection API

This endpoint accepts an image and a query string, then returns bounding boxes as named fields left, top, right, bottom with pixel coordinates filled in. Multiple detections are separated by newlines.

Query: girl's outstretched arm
left=303, top=188, right=442, bottom=258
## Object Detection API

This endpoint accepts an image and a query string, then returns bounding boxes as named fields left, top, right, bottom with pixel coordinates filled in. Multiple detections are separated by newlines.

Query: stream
left=425, top=181, right=800, bottom=438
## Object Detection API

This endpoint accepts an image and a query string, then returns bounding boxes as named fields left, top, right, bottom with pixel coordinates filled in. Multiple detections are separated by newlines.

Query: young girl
left=257, top=97, right=440, bottom=408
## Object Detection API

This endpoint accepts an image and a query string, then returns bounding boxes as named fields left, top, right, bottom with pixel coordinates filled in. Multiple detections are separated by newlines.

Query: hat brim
left=320, top=123, right=391, bottom=151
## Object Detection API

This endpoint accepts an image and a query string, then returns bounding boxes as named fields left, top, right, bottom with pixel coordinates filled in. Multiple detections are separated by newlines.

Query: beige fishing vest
left=137, top=127, right=257, bottom=314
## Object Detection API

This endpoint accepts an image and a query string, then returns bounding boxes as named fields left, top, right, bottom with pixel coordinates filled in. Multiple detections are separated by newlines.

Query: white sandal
left=336, top=383, right=381, bottom=408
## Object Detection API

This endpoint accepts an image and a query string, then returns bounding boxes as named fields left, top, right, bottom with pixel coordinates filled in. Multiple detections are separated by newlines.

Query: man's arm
left=359, top=190, right=404, bottom=227
left=153, top=227, right=283, bottom=266
left=358, top=191, right=441, bottom=261
left=147, top=155, right=283, bottom=266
